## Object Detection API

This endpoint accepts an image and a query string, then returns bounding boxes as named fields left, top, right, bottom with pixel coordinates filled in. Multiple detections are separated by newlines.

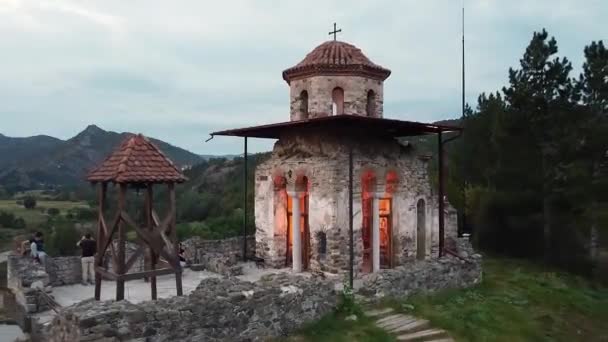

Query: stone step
left=390, top=319, right=430, bottom=334
left=375, top=313, right=406, bottom=325
left=376, top=314, right=413, bottom=326
left=378, top=316, right=417, bottom=330
left=365, top=307, right=394, bottom=318
left=397, top=328, right=447, bottom=341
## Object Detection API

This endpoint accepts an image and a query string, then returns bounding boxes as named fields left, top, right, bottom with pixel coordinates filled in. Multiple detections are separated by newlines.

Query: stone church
left=213, top=39, right=458, bottom=274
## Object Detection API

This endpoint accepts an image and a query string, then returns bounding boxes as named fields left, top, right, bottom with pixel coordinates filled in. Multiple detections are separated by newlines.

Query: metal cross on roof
left=329, top=22, right=342, bottom=41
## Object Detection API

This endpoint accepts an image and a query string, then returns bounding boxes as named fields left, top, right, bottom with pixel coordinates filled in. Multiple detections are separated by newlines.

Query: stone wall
left=197, top=253, right=243, bottom=276
left=7, top=255, right=51, bottom=314
left=47, top=257, right=81, bottom=286
left=47, top=274, right=338, bottom=342
left=181, top=236, right=255, bottom=264
left=289, top=75, right=384, bottom=120
left=357, top=238, right=482, bottom=299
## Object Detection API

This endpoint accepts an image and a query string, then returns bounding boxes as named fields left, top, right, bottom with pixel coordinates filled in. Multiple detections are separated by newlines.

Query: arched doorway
left=417, top=199, right=426, bottom=260
left=286, top=176, right=310, bottom=270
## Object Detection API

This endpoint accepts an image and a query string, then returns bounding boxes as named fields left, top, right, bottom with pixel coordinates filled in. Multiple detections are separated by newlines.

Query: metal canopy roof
left=210, top=114, right=461, bottom=139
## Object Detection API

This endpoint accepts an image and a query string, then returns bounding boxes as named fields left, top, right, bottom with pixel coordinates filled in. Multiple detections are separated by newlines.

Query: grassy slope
left=393, top=258, right=608, bottom=341
left=288, top=257, right=608, bottom=342
left=0, top=200, right=89, bottom=250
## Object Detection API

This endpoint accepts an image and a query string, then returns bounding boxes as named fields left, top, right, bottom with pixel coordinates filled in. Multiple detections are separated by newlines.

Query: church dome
left=282, top=40, right=391, bottom=84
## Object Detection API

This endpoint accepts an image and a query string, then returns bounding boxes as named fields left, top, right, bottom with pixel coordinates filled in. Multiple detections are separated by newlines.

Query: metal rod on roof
left=438, top=131, right=445, bottom=257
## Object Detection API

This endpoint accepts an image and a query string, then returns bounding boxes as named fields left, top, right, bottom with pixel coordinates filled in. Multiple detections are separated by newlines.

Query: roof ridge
left=86, top=133, right=187, bottom=184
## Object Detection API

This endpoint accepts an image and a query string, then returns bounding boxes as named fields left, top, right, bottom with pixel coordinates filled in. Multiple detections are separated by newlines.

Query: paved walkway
left=365, top=307, right=454, bottom=341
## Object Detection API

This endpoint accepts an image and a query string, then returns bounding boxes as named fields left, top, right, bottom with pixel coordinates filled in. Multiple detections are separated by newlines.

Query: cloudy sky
left=0, top=0, right=606, bottom=154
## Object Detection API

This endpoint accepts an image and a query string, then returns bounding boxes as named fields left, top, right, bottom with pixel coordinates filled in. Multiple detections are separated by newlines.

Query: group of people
left=24, top=232, right=96, bottom=286
left=25, top=232, right=188, bottom=286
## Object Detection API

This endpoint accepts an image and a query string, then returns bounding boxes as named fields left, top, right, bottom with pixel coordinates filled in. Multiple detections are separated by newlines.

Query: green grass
left=280, top=310, right=394, bottom=342
left=285, top=257, right=607, bottom=342
left=390, top=258, right=608, bottom=342
left=0, top=199, right=89, bottom=227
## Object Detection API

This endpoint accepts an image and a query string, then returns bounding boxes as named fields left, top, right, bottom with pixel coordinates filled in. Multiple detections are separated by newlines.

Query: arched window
left=366, top=90, right=376, bottom=117
left=300, top=90, right=309, bottom=119
left=332, top=87, right=344, bottom=115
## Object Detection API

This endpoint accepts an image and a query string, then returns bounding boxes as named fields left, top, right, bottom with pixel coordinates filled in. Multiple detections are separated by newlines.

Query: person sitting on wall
left=30, top=231, right=47, bottom=266
left=77, top=233, right=96, bottom=286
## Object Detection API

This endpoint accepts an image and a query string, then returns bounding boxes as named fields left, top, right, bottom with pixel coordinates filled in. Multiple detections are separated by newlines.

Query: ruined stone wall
left=255, top=132, right=458, bottom=274
left=7, top=255, right=51, bottom=314
left=47, top=274, right=338, bottom=342
left=181, top=236, right=255, bottom=263
left=289, top=75, right=384, bottom=120
left=46, top=257, right=81, bottom=286
left=357, top=238, right=482, bottom=299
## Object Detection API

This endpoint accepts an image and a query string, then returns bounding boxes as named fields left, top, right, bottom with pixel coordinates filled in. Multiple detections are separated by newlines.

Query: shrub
left=23, top=196, right=36, bottom=209
left=47, top=208, right=60, bottom=217
left=0, top=211, right=16, bottom=228
left=47, top=222, right=79, bottom=256
left=12, top=217, right=26, bottom=229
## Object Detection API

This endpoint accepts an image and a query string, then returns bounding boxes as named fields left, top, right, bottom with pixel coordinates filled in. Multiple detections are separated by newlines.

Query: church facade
left=252, top=40, right=458, bottom=274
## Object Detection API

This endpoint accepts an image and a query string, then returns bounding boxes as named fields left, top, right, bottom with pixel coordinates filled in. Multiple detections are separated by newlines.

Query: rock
left=345, top=314, right=358, bottom=321
left=401, top=303, right=415, bottom=311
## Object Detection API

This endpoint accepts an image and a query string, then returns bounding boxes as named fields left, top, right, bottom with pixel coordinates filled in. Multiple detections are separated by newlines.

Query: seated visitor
left=30, top=231, right=47, bottom=266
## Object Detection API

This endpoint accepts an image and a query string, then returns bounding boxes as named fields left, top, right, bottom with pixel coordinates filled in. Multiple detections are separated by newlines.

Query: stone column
left=287, top=191, right=303, bottom=272
left=372, top=192, right=382, bottom=272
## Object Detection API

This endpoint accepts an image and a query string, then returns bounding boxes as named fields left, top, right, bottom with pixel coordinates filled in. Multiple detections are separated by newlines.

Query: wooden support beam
left=169, top=183, right=183, bottom=296
left=119, top=268, right=178, bottom=282
left=95, top=266, right=117, bottom=280
left=116, top=184, right=127, bottom=301
left=125, top=245, right=144, bottom=273
left=122, top=210, right=178, bottom=267
left=94, top=182, right=106, bottom=300
left=146, top=184, right=157, bottom=300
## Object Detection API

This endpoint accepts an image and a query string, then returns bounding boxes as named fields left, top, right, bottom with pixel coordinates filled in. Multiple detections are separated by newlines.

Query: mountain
left=0, top=125, right=204, bottom=191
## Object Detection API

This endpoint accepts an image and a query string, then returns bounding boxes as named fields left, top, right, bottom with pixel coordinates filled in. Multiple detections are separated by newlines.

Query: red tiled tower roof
left=282, top=40, right=391, bottom=84
left=86, top=134, right=187, bottom=184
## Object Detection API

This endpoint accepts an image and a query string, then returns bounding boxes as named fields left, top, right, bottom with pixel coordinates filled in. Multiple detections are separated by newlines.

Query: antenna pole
left=461, top=4, right=468, bottom=237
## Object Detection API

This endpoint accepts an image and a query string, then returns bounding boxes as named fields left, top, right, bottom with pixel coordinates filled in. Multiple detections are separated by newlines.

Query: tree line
left=444, top=29, right=607, bottom=278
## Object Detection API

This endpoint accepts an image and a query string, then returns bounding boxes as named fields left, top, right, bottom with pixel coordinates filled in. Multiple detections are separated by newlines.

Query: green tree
left=23, top=196, right=37, bottom=209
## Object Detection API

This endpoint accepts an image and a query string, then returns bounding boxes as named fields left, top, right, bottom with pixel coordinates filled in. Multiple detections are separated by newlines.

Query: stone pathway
left=365, top=307, right=454, bottom=341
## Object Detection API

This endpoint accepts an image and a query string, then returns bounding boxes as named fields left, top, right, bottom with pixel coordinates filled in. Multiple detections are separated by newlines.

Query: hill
left=0, top=125, right=204, bottom=191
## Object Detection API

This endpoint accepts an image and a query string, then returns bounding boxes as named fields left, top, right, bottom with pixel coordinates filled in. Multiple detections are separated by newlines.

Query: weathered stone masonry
left=47, top=274, right=338, bottom=342
left=255, top=132, right=458, bottom=273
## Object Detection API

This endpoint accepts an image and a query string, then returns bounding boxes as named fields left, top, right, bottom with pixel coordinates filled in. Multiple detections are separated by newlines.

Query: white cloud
left=0, top=0, right=606, bottom=154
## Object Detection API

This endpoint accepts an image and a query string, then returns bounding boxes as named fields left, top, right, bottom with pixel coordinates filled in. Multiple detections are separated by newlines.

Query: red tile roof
left=86, top=134, right=187, bottom=184
left=282, top=40, right=391, bottom=83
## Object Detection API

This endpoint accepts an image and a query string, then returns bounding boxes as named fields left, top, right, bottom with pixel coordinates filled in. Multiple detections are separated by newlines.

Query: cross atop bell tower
left=328, top=23, right=342, bottom=41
